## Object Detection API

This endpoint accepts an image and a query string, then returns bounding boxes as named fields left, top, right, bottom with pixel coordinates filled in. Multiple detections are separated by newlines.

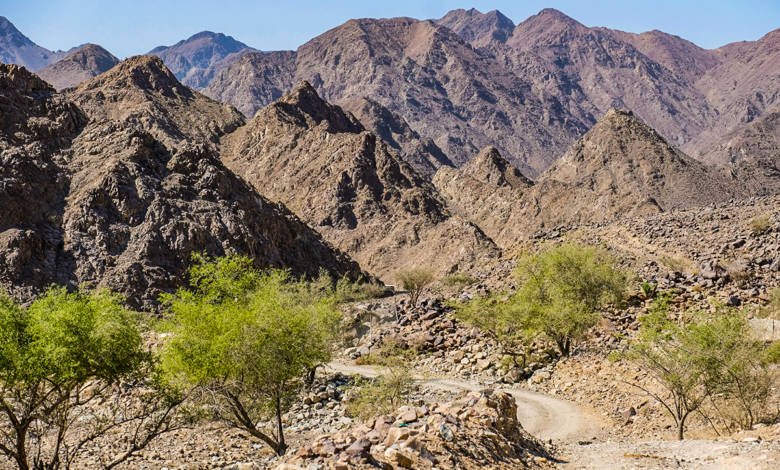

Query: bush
left=457, top=244, right=626, bottom=358
left=334, top=275, right=391, bottom=303
left=628, top=303, right=779, bottom=438
left=0, top=288, right=181, bottom=470
left=396, top=268, right=435, bottom=307
left=160, top=254, right=342, bottom=456
left=441, top=273, right=478, bottom=288
left=748, top=215, right=772, bottom=235
left=345, top=358, right=414, bottom=420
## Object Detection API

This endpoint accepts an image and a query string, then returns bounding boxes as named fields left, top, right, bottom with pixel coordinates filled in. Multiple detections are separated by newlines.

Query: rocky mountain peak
left=36, top=43, right=119, bottom=90
left=274, top=80, right=363, bottom=134
left=0, top=62, right=53, bottom=92
left=436, top=8, right=515, bottom=45
left=0, top=16, right=58, bottom=70
left=461, top=147, right=533, bottom=190
left=78, top=55, right=186, bottom=97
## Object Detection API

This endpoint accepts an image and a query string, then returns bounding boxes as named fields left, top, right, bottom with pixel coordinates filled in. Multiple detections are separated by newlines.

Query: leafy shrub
left=457, top=244, right=626, bottom=358
left=441, top=273, right=478, bottom=288
left=640, top=282, right=658, bottom=298
left=628, top=303, right=779, bottom=438
left=160, top=254, right=342, bottom=456
left=334, top=275, right=391, bottom=303
left=396, top=268, right=435, bottom=307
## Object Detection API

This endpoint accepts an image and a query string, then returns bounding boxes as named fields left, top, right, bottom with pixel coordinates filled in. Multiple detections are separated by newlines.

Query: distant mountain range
left=0, top=9, right=778, bottom=305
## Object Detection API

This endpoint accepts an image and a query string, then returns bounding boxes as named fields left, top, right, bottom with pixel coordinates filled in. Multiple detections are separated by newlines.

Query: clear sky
left=2, top=0, right=778, bottom=58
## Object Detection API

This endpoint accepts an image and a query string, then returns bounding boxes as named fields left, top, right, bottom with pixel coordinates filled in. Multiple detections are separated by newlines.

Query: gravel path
left=327, top=362, right=780, bottom=469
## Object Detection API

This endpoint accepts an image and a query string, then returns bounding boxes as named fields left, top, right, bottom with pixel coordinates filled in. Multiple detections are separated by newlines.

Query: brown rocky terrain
left=222, top=81, right=498, bottom=279
left=149, top=31, right=256, bottom=89
left=205, top=16, right=592, bottom=176
left=36, top=43, right=119, bottom=90
left=433, top=147, right=532, bottom=242
left=435, top=8, right=516, bottom=49
left=340, top=96, right=453, bottom=177
left=0, top=60, right=365, bottom=309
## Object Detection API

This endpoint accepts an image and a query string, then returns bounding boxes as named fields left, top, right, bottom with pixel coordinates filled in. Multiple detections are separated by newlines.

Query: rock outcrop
left=0, top=60, right=365, bottom=309
left=275, top=390, right=551, bottom=469
left=222, top=81, right=498, bottom=278
left=36, top=44, right=119, bottom=90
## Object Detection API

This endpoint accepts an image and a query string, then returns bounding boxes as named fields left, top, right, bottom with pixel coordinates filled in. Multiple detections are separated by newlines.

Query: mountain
left=203, top=50, right=296, bottom=116
left=36, top=43, right=119, bottom=90
left=149, top=31, right=256, bottom=88
left=339, top=96, right=453, bottom=177
left=497, top=109, right=745, bottom=240
left=504, top=9, right=715, bottom=149
left=603, top=28, right=720, bottom=83
left=433, top=147, right=532, bottom=242
left=686, top=28, right=780, bottom=158
left=0, top=16, right=60, bottom=69
left=222, top=81, right=498, bottom=278
left=0, top=59, right=365, bottom=309
left=699, top=107, right=780, bottom=165
left=435, top=8, right=515, bottom=48
left=207, top=16, right=591, bottom=176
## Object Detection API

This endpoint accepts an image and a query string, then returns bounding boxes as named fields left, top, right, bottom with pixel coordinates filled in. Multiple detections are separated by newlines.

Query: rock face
left=0, top=60, right=365, bottom=309
left=0, top=16, right=60, bottom=70
left=434, top=147, right=532, bottom=242
left=504, top=110, right=741, bottom=237
left=204, top=16, right=592, bottom=176
left=340, top=97, right=453, bottom=177
left=202, top=50, right=296, bottom=117
left=701, top=107, right=780, bottom=165
left=222, top=81, right=498, bottom=278
left=36, top=44, right=119, bottom=90
left=688, top=29, right=780, bottom=159
left=148, top=31, right=256, bottom=89
left=435, top=8, right=516, bottom=48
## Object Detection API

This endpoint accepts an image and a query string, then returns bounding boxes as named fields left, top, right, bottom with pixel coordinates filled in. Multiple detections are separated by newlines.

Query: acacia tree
left=515, top=244, right=627, bottom=356
left=626, top=302, right=778, bottom=439
left=396, top=268, right=434, bottom=307
left=160, top=254, right=341, bottom=456
left=0, top=288, right=183, bottom=470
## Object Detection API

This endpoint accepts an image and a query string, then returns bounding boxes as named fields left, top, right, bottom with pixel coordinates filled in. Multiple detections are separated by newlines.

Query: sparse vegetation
left=748, top=214, right=772, bottom=235
left=332, top=273, right=391, bottom=303
left=441, top=273, right=478, bottom=288
left=0, top=288, right=184, bottom=470
left=159, top=254, right=342, bottom=456
left=458, top=244, right=627, bottom=358
left=660, top=256, right=690, bottom=273
left=396, top=268, right=435, bottom=307
left=625, top=300, right=780, bottom=439
left=345, top=358, right=414, bottom=421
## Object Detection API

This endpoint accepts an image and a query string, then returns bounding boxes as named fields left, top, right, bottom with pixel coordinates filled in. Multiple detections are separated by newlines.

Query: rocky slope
left=36, top=43, right=119, bottom=90
left=205, top=16, right=592, bottom=175
left=222, top=81, right=498, bottom=279
left=0, top=60, right=365, bottom=309
left=202, top=50, right=297, bottom=117
left=340, top=96, right=453, bottom=177
left=433, top=147, right=532, bottom=242
left=700, top=107, right=780, bottom=165
left=149, top=31, right=256, bottom=89
left=688, top=28, right=780, bottom=159
left=0, top=16, right=61, bottom=70
left=435, top=8, right=515, bottom=48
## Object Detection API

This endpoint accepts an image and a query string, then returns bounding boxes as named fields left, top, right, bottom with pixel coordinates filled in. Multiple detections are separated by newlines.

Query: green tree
left=160, top=254, right=342, bottom=456
left=396, top=268, right=434, bottom=307
left=462, top=244, right=625, bottom=359
left=455, top=293, right=539, bottom=368
left=0, top=288, right=181, bottom=470
left=515, top=244, right=627, bottom=356
left=626, top=301, right=779, bottom=439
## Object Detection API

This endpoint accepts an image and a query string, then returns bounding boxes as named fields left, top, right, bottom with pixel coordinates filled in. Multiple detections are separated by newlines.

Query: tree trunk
left=678, top=413, right=688, bottom=440
left=275, top=396, right=286, bottom=456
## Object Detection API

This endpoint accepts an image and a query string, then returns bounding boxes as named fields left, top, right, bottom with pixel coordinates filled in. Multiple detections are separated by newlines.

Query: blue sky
left=2, top=0, right=778, bottom=58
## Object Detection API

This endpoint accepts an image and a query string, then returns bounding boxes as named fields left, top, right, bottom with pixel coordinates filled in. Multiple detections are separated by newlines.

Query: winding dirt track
left=326, top=362, right=603, bottom=441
